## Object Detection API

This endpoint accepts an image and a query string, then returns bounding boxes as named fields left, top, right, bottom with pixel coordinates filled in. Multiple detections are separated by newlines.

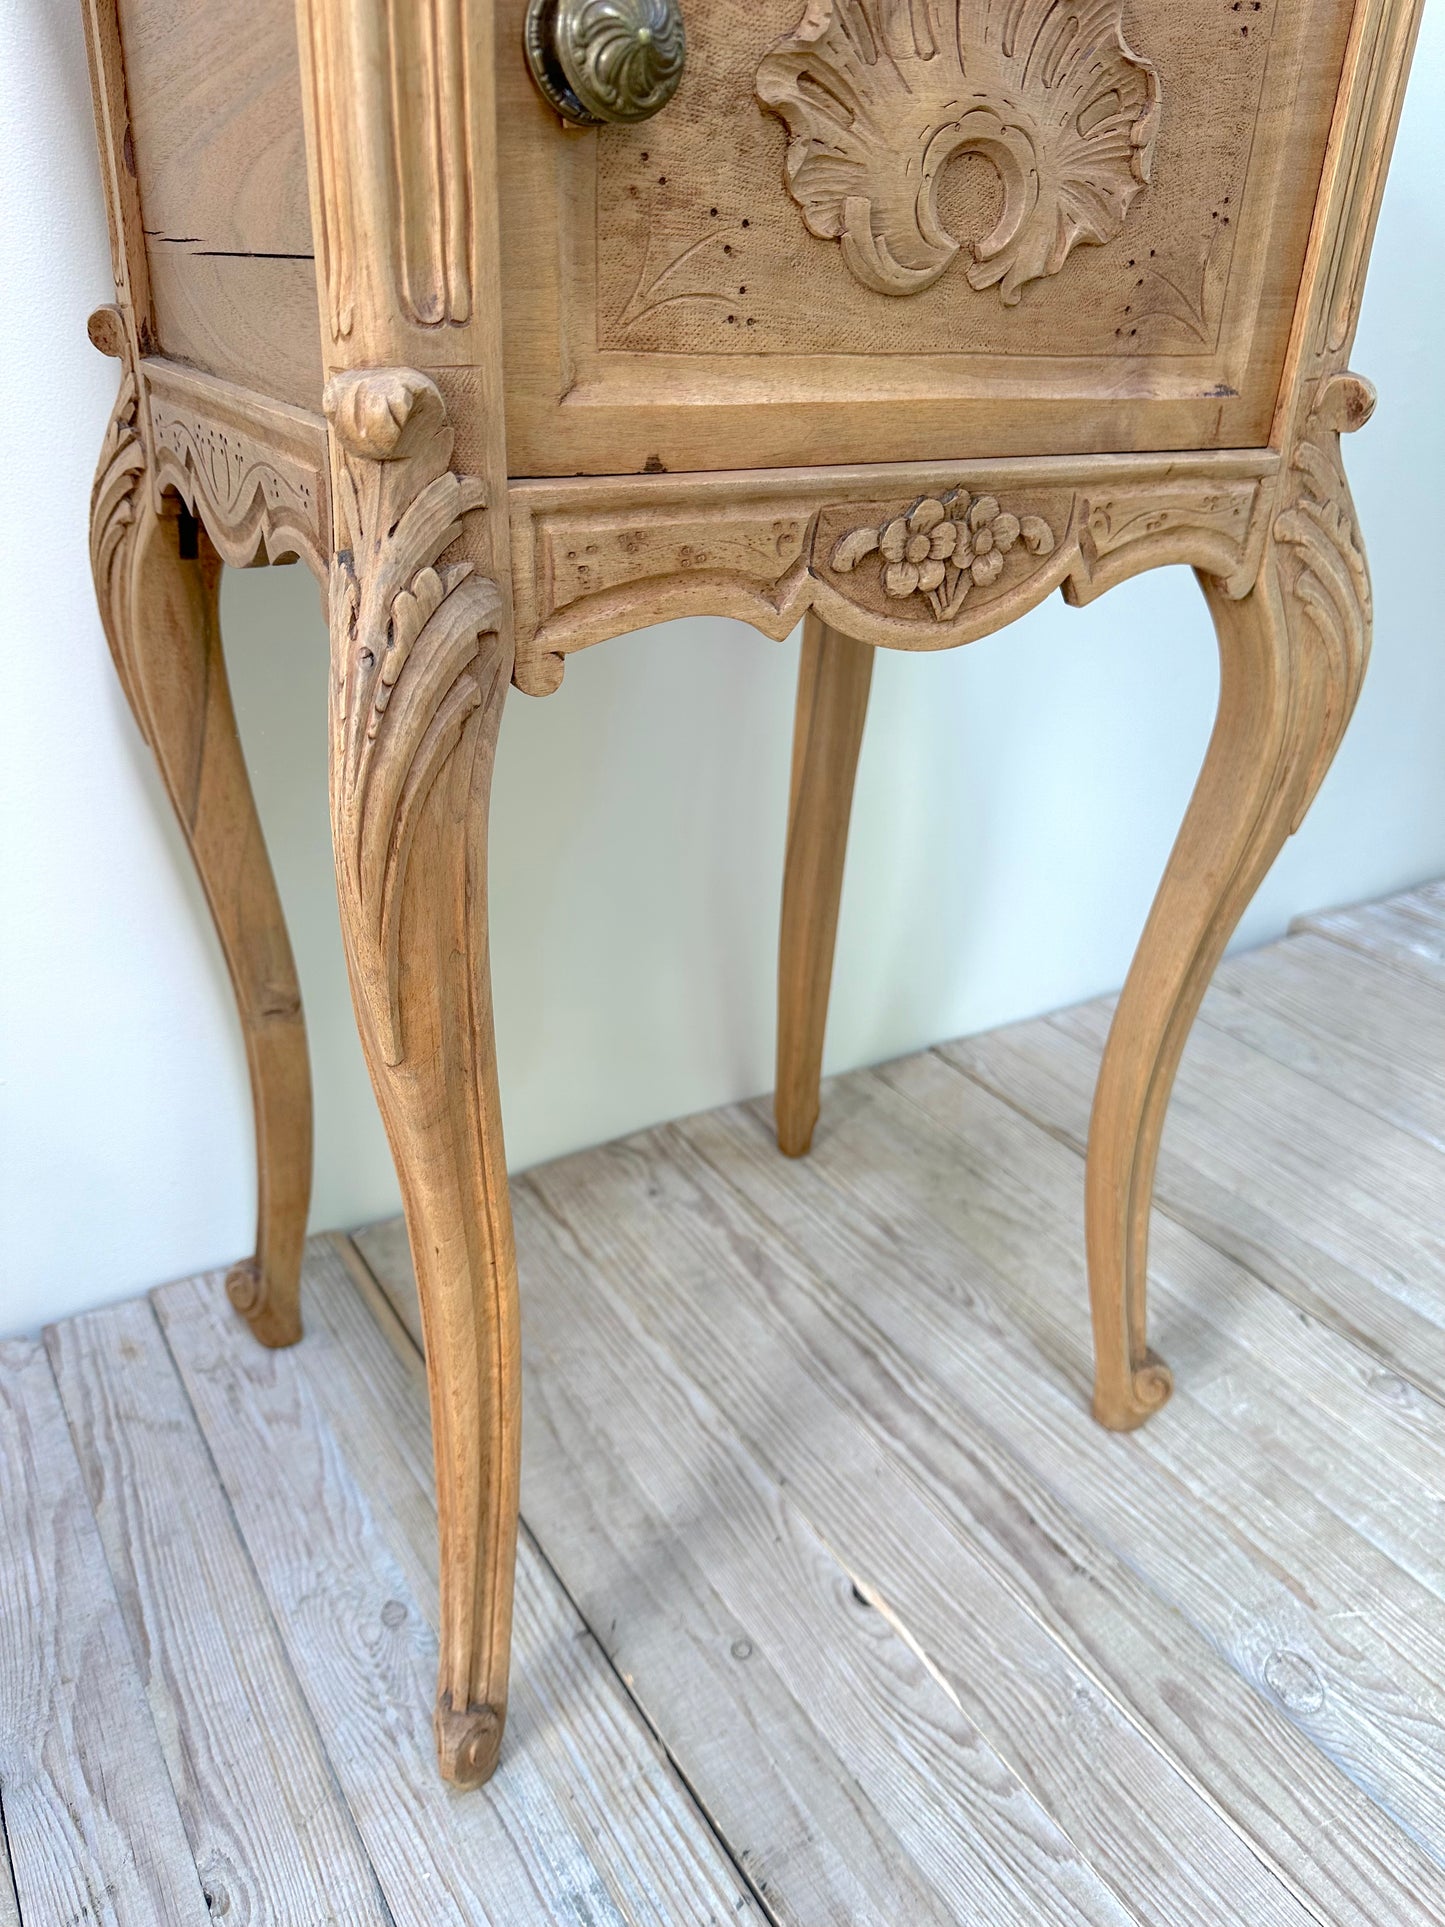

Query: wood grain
left=96, top=461, right=311, bottom=1348
left=78, top=0, right=1430, bottom=1786
left=294, top=0, right=527, bottom=1779
left=521, top=1135, right=1432, bottom=1924
left=359, top=1219, right=1148, bottom=1927
left=506, top=453, right=1271, bottom=686
left=1200, top=931, right=1445, bottom=1150
left=116, top=0, right=322, bottom=402
left=0, top=1338, right=207, bottom=1926
left=1085, top=372, right=1375, bottom=1429
left=681, top=1062, right=1445, bottom=1861
left=356, top=1209, right=1313, bottom=1927
left=494, top=0, right=1356, bottom=474
left=44, top=1297, right=388, bottom=1927
left=936, top=997, right=1445, bottom=1606
left=521, top=1114, right=1443, bottom=1926
left=775, top=613, right=873, bottom=1158
left=10, top=893, right=1444, bottom=1914
left=0, top=1830, right=18, bottom=1927
left=154, top=1249, right=760, bottom=1926
left=1292, top=882, right=1445, bottom=987
left=953, top=996, right=1445, bottom=1406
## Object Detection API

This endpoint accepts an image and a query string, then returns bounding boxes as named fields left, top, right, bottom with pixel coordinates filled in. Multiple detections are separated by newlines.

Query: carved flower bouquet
left=831, top=491, right=1056, bottom=621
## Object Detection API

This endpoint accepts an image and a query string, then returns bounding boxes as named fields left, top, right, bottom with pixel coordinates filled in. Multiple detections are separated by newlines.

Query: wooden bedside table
left=81, top=0, right=1422, bottom=1785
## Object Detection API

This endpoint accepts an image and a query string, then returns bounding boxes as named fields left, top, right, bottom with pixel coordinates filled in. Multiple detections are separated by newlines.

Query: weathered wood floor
left=4, top=883, right=1445, bottom=1926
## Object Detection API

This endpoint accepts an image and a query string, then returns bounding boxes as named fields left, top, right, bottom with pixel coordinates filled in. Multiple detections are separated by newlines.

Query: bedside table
left=80, top=0, right=1421, bottom=1783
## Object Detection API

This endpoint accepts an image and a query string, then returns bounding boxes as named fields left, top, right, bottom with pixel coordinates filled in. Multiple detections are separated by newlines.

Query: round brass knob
left=525, top=0, right=686, bottom=127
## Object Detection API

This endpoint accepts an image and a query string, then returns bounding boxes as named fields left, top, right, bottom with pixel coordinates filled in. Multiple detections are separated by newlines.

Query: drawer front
left=497, top=0, right=1357, bottom=476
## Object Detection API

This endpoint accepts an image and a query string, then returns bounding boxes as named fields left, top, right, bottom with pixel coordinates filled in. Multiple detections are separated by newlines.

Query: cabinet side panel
left=116, top=0, right=322, bottom=406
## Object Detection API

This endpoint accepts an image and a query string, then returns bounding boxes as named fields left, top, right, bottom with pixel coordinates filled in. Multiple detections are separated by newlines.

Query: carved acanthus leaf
left=830, top=490, right=1056, bottom=619
left=1273, top=372, right=1375, bottom=827
left=325, top=369, right=501, bottom=1064
left=87, top=305, right=148, bottom=729
left=757, top=0, right=1161, bottom=303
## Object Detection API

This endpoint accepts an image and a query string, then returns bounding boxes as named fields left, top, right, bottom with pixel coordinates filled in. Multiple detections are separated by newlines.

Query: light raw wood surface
left=4, top=893, right=1445, bottom=1920
left=80, top=0, right=1424, bottom=1774
left=775, top=613, right=874, bottom=1159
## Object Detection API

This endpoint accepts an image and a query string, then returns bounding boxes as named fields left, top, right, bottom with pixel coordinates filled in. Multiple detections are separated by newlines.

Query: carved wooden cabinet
left=81, top=0, right=1422, bottom=1784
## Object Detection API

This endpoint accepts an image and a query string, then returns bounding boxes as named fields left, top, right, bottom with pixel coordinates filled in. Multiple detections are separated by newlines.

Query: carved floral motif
left=831, top=492, right=1056, bottom=619
left=324, top=368, right=501, bottom=1064
left=757, top=0, right=1161, bottom=303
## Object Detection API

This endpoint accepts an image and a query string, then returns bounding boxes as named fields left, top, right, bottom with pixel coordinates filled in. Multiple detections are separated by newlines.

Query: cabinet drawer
left=497, top=0, right=1356, bottom=475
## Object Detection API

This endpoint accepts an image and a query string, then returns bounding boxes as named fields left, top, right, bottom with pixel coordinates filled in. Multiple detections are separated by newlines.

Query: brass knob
left=525, top=0, right=685, bottom=127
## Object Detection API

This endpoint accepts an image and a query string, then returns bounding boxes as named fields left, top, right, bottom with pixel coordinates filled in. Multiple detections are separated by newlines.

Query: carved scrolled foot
left=1092, top=1352, right=1174, bottom=1433
left=226, top=1260, right=302, bottom=1349
left=435, top=1694, right=504, bottom=1788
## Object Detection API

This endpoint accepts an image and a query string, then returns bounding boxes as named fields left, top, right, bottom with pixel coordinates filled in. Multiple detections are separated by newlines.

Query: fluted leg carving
left=324, top=367, right=519, bottom=1786
left=1087, top=375, right=1374, bottom=1430
left=775, top=614, right=875, bottom=1157
left=89, top=307, right=311, bottom=1348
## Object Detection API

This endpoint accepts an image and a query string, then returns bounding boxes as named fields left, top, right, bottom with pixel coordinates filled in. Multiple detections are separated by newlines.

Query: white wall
left=3, top=4, right=1442, bottom=1336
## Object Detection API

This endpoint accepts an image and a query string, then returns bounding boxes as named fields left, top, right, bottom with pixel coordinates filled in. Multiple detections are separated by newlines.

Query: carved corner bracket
left=756, top=0, right=1161, bottom=303
left=324, top=367, right=505, bottom=1066
left=89, top=307, right=331, bottom=586
left=147, top=363, right=331, bottom=581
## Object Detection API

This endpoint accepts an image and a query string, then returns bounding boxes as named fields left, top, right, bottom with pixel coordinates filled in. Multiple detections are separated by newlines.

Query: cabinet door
left=496, top=0, right=1357, bottom=476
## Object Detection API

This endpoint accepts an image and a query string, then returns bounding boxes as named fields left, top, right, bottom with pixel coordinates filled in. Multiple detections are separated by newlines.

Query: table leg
left=90, top=366, right=311, bottom=1348
left=324, top=368, right=519, bottom=1785
left=1086, top=419, right=1371, bottom=1430
left=775, top=613, right=875, bottom=1157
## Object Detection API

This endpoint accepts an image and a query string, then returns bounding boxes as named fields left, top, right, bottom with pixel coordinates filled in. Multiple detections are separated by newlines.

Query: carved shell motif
left=756, top=0, right=1161, bottom=304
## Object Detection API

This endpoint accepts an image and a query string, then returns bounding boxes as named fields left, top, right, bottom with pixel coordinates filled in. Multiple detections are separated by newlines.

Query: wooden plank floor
left=4, top=884, right=1445, bottom=1925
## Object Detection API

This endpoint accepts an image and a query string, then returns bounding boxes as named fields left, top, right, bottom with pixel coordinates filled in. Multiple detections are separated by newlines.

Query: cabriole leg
left=324, top=368, right=520, bottom=1785
left=1086, top=387, right=1373, bottom=1430
left=90, top=330, right=311, bottom=1347
left=775, top=613, right=875, bottom=1157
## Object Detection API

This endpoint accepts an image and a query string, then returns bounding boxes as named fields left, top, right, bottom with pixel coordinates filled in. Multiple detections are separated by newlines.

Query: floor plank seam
left=337, top=1226, right=786, bottom=1927
left=10, top=883, right=1441, bottom=1927
left=0, top=1783, right=22, bottom=1927
left=929, top=1039, right=1445, bottom=1431
left=134, top=1284, right=404, bottom=1927
left=895, top=1046, right=1445, bottom=1639
left=671, top=1097, right=1445, bottom=1921
left=1288, top=920, right=1445, bottom=989
left=644, top=1123, right=1334, bottom=1924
